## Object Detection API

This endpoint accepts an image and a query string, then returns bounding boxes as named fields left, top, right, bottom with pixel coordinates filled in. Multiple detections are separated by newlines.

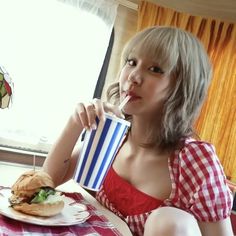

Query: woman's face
left=119, top=49, right=172, bottom=118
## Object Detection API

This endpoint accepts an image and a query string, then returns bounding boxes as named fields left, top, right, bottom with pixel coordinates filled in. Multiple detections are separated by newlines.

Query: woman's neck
left=129, top=115, right=160, bottom=148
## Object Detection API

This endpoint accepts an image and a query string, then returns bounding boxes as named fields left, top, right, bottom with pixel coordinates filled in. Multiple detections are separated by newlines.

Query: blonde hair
left=107, top=26, right=212, bottom=149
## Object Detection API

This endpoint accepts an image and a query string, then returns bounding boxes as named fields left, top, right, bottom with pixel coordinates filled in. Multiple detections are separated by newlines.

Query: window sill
left=0, top=148, right=46, bottom=167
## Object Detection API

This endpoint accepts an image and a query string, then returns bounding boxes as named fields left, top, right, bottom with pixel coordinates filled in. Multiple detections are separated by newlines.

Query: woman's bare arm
left=43, top=99, right=120, bottom=187
left=43, top=115, right=83, bottom=186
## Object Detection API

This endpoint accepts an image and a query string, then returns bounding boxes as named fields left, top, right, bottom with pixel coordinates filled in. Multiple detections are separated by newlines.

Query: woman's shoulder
left=178, top=137, right=218, bottom=162
left=170, top=138, right=233, bottom=221
left=181, top=137, right=216, bottom=154
left=173, top=137, right=224, bottom=179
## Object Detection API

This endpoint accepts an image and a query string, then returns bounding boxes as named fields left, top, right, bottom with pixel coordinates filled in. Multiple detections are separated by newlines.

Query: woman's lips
left=125, top=91, right=141, bottom=101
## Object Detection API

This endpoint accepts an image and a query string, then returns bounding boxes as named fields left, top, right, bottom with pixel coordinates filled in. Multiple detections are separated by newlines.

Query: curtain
left=59, top=0, right=117, bottom=99
left=93, top=28, right=115, bottom=99
left=59, top=0, right=118, bottom=27
left=137, top=1, right=236, bottom=181
left=0, top=0, right=118, bottom=154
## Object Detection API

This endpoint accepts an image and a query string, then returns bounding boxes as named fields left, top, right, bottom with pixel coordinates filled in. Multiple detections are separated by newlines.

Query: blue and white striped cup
left=74, top=113, right=130, bottom=191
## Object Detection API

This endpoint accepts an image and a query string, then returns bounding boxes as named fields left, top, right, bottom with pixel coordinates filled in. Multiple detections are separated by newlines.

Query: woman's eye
left=150, top=66, right=164, bottom=74
left=127, top=59, right=136, bottom=66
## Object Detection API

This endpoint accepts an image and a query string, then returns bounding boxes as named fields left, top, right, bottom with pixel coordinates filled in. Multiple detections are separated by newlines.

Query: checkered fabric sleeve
left=177, top=140, right=233, bottom=221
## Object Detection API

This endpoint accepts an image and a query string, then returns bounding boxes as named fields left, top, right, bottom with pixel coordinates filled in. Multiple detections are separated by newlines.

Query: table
left=0, top=161, right=132, bottom=236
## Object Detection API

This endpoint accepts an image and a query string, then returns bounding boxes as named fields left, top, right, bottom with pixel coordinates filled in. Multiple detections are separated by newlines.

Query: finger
left=75, top=103, right=89, bottom=129
left=93, top=98, right=105, bottom=121
left=85, top=102, right=97, bottom=130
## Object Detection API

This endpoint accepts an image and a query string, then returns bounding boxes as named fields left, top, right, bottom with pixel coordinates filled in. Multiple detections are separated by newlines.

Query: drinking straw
left=118, top=95, right=131, bottom=110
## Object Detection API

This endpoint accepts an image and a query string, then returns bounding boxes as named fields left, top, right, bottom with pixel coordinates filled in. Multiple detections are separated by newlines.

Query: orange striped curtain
left=137, top=1, right=236, bottom=181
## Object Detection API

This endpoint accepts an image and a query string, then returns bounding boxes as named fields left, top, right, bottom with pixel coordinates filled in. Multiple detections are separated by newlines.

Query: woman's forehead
left=122, top=30, right=181, bottom=73
left=127, top=43, right=177, bottom=72
left=128, top=48, right=160, bottom=64
left=129, top=35, right=173, bottom=57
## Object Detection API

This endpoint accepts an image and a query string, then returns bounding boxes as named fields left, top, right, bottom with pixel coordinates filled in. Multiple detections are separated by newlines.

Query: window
left=0, top=0, right=117, bottom=153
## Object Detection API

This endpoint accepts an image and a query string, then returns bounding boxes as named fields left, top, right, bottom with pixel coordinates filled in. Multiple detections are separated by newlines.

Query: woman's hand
left=72, top=98, right=124, bottom=130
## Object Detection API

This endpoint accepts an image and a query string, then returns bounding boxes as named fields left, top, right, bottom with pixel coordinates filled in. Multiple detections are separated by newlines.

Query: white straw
left=118, top=95, right=131, bottom=110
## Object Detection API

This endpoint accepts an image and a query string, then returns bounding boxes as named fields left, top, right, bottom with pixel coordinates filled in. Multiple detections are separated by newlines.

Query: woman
left=43, top=26, right=233, bottom=236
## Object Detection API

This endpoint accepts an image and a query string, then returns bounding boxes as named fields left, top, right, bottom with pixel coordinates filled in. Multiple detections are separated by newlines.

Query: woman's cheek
left=119, top=69, right=127, bottom=85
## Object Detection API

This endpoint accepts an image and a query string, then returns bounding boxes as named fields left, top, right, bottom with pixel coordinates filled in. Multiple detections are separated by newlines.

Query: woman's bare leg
left=144, top=207, right=202, bottom=236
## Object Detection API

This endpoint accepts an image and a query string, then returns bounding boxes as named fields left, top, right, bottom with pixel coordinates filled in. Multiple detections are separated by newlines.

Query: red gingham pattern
left=96, top=138, right=233, bottom=236
left=0, top=191, right=122, bottom=236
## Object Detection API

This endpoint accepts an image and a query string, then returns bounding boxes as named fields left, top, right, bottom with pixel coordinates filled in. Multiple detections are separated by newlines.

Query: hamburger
left=9, top=170, right=64, bottom=217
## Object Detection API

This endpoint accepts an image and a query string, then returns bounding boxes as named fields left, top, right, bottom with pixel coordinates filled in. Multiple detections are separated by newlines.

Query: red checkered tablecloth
left=0, top=189, right=123, bottom=236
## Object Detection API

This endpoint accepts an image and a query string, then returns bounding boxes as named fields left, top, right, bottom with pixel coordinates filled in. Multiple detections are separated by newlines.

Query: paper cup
left=74, top=113, right=130, bottom=191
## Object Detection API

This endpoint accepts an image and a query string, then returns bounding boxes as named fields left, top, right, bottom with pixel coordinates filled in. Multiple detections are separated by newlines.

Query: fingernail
left=91, top=123, right=97, bottom=130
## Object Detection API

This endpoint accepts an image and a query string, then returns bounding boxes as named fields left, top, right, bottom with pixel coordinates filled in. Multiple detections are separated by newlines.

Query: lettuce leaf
left=30, top=188, right=55, bottom=203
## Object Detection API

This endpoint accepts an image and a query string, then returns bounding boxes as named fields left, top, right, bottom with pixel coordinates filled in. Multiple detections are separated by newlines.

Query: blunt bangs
left=121, top=27, right=180, bottom=74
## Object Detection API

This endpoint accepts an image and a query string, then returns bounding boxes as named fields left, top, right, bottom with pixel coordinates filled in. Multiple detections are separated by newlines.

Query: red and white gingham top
left=96, top=138, right=233, bottom=236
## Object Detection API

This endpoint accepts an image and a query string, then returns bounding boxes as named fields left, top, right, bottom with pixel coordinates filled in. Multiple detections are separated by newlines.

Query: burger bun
left=10, top=170, right=64, bottom=217
left=12, top=200, right=64, bottom=217
left=11, top=170, right=55, bottom=197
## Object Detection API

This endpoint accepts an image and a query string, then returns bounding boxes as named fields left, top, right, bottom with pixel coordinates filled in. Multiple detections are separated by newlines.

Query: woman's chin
left=122, top=108, right=136, bottom=116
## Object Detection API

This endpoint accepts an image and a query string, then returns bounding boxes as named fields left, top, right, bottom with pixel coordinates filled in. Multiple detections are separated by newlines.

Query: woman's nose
left=127, top=68, right=143, bottom=85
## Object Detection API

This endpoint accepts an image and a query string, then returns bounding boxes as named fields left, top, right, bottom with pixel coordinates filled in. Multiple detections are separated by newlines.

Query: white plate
left=0, top=188, right=90, bottom=226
